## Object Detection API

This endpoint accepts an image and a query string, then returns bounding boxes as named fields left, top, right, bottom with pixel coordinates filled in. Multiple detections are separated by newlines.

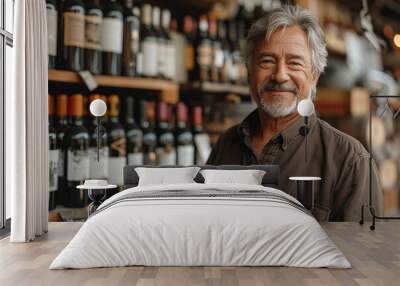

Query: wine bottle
left=236, top=0, right=255, bottom=31
left=87, top=95, right=109, bottom=180
left=82, top=94, right=90, bottom=127
left=62, top=0, right=85, bottom=71
left=65, top=94, right=90, bottom=208
left=195, top=15, right=212, bottom=82
left=237, top=21, right=248, bottom=85
left=228, top=21, right=240, bottom=85
left=152, top=6, right=165, bottom=79
left=209, top=17, right=223, bottom=83
left=107, top=95, right=126, bottom=187
left=183, top=16, right=196, bottom=82
left=55, top=94, right=69, bottom=206
left=46, top=0, right=58, bottom=69
left=192, top=106, right=208, bottom=165
left=124, top=97, right=143, bottom=165
left=122, top=0, right=141, bottom=76
left=140, top=4, right=158, bottom=78
left=84, top=0, right=103, bottom=75
left=101, top=0, right=123, bottom=76
left=48, top=95, right=59, bottom=210
left=140, top=101, right=157, bottom=165
left=219, top=21, right=231, bottom=83
left=156, top=101, right=176, bottom=165
left=161, top=9, right=175, bottom=80
left=254, top=0, right=263, bottom=19
left=176, top=102, right=194, bottom=166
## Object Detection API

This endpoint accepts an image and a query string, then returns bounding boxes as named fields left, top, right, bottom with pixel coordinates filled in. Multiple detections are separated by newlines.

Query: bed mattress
left=50, top=183, right=351, bottom=269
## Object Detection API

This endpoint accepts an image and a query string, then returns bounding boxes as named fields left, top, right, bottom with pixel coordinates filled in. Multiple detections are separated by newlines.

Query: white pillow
left=135, top=167, right=201, bottom=186
left=200, top=169, right=266, bottom=185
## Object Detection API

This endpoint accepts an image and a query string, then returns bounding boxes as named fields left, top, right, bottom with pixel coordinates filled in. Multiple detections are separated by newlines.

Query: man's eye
left=261, top=59, right=274, bottom=64
left=289, top=61, right=302, bottom=66
left=258, top=59, right=275, bottom=68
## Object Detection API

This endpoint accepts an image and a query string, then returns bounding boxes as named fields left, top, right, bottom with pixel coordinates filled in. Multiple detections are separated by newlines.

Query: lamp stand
left=359, top=94, right=400, bottom=230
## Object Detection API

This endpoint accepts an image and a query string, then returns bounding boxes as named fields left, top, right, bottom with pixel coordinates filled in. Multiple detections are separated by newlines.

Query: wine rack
left=48, top=69, right=180, bottom=104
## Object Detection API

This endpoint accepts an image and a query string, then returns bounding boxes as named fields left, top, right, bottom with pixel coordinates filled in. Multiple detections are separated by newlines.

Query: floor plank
left=0, top=222, right=399, bottom=286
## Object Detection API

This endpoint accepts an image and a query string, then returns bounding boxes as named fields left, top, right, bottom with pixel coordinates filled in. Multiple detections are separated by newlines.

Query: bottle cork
left=48, top=94, right=54, bottom=116
left=56, top=94, right=68, bottom=117
left=108, top=94, right=120, bottom=117
left=176, top=102, right=188, bottom=122
left=68, top=94, right=84, bottom=117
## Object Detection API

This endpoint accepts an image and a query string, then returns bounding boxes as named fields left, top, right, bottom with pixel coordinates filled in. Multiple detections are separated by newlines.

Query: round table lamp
left=77, top=99, right=116, bottom=215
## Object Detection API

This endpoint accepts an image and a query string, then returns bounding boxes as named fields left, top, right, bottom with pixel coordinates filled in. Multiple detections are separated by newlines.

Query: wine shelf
left=183, top=81, right=250, bottom=96
left=48, top=69, right=180, bottom=104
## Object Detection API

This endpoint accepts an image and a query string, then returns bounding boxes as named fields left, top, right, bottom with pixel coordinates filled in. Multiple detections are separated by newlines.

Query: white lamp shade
left=297, top=99, right=315, bottom=117
left=89, top=99, right=107, bottom=117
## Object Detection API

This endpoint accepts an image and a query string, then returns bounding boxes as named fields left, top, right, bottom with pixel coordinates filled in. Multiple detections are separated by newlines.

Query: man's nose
left=272, top=61, right=290, bottom=83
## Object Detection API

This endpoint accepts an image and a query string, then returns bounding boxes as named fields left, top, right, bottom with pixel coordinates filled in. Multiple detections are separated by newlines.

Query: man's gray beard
left=259, top=96, right=298, bottom=118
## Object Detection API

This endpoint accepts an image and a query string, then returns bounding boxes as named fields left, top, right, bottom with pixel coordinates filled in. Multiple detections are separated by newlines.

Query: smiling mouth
left=263, top=89, right=296, bottom=94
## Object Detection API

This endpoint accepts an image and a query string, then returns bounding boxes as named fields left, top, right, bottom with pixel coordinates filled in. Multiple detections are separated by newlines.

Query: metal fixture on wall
left=359, top=94, right=400, bottom=230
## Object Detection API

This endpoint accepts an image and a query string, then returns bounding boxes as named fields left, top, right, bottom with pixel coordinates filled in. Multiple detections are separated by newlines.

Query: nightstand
left=289, top=176, right=321, bottom=210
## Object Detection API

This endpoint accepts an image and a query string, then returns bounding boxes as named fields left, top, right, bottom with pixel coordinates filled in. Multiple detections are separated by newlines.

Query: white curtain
left=7, top=0, right=49, bottom=242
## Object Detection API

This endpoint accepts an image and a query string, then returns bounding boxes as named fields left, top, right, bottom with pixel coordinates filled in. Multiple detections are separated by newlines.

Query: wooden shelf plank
left=184, top=81, right=250, bottom=96
left=48, top=69, right=180, bottom=103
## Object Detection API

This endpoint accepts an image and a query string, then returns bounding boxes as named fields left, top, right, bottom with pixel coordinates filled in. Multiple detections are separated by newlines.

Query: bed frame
left=122, top=165, right=280, bottom=190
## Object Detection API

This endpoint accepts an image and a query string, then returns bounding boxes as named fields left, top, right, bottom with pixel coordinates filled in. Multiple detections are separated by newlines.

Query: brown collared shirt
left=206, top=109, right=383, bottom=221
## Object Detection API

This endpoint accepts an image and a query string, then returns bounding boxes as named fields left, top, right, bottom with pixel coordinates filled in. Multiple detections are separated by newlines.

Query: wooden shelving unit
left=48, top=69, right=180, bottom=104
left=183, top=81, right=250, bottom=96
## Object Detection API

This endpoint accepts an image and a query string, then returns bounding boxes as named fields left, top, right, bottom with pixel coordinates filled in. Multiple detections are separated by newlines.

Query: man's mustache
left=257, top=81, right=298, bottom=95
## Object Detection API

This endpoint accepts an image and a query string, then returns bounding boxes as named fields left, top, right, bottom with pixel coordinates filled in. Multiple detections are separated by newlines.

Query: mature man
left=207, top=5, right=383, bottom=221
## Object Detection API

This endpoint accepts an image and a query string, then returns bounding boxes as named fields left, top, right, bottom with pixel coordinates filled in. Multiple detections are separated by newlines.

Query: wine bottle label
left=213, top=48, right=224, bottom=68
left=127, top=128, right=143, bottom=140
left=64, top=12, right=85, bottom=48
left=108, top=157, right=126, bottom=185
left=85, top=13, right=102, bottom=50
left=89, top=147, right=109, bottom=179
left=185, top=45, right=194, bottom=71
left=144, top=152, right=157, bottom=165
left=143, top=132, right=157, bottom=145
left=156, top=147, right=176, bottom=165
left=158, top=42, right=167, bottom=76
left=67, top=150, right=90, bottom=181
left=222, top=57, right=233, bottom=82
left=46, top=7, right=58, bottom=56
left=165, top=44, right=176, bottom=79
left=194, top=133, right=211, bottom=165
left=136, top=52, right=143, bottom=75
left=239, top=62, right=248, bottom=84
left=58, top=151, right=65, bottom=177
left=78, top=70, right=99, bottom=91
left=101, top=18, right=123, bottom=53
left=49, top=149, right=59, bottom=192
left=177, top=145, right=194, bottom=166
left=230, top=63, right=239, bottom=82
left=110, top=137, right=127, bottom=156
left=197, top=41, right=212, bottom=67
left=128, top=153, right=144, bottom=165
left=142, top=38, right=158, bottom=76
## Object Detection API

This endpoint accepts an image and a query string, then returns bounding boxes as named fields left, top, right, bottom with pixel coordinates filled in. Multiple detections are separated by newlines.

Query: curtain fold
left=8, top=0, right=49, bottom=242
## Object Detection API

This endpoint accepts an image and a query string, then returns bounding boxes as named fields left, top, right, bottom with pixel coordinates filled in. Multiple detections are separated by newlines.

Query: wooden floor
left=0, top=222, right=399, bottom=286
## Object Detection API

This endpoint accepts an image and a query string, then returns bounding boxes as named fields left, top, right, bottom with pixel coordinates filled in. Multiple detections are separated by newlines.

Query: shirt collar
left=239, top=108, right=317, bottom=150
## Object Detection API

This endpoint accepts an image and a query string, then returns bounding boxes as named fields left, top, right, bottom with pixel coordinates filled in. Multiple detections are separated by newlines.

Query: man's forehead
left=256, top=26, right=310, bottom=55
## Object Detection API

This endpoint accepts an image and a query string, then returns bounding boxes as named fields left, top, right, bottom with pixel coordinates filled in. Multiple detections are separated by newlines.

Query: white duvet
left=50, top=183, right=351, bottom=269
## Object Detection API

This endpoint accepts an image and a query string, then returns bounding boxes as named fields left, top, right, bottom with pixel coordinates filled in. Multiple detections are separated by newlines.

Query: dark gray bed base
left=122, top=165, right=280, bottom=190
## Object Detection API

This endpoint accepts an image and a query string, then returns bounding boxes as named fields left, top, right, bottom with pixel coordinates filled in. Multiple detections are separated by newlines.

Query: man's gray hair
left=244, top=5, right=328, bottom=75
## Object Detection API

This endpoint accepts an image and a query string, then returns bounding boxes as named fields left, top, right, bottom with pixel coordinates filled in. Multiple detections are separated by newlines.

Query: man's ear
left=311, top=71, right=320, bottom=87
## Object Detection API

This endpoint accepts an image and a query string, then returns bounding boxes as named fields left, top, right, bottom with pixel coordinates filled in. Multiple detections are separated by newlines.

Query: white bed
left=50, top=183, right=351, bottom=269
